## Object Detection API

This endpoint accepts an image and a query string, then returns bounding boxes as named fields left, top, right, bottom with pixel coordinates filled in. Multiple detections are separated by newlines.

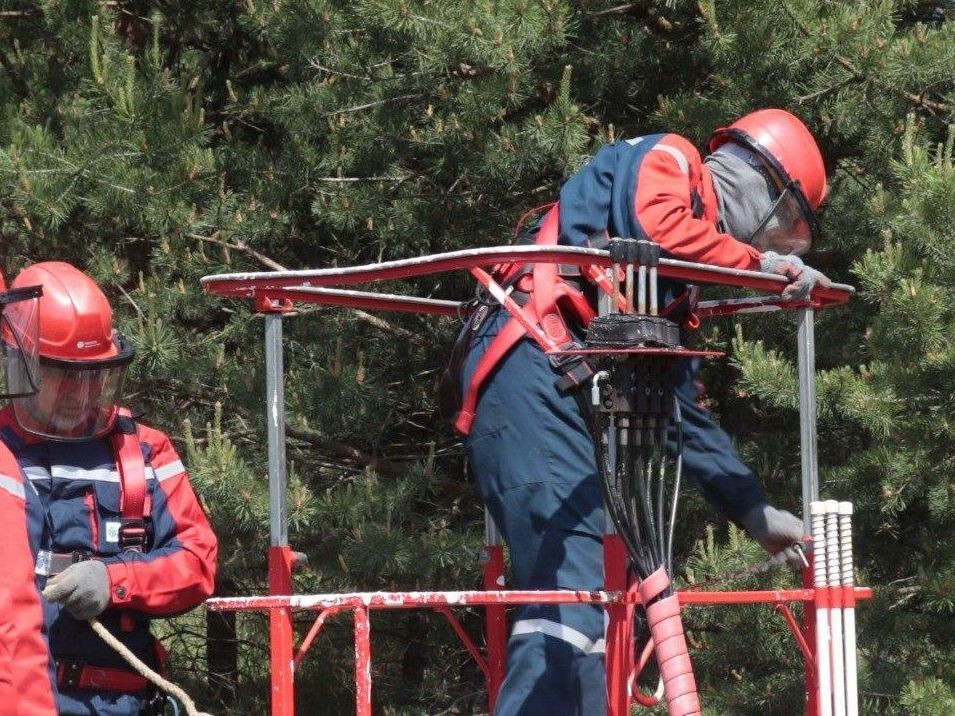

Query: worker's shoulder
left=0, top=440, right=26, bottom=492
left=611, top=133, right=702, bottom=176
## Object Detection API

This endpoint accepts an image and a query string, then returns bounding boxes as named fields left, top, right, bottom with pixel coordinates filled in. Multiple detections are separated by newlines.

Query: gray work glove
left=759, top=251, right=832, bottom=301
left=739, top=503, right=811, bottom=570
left=42, top=559, right=111, bottom=620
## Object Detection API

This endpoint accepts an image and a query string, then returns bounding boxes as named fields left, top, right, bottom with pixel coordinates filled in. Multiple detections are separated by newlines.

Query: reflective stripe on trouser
left=464, top=313, right=607, bottom=716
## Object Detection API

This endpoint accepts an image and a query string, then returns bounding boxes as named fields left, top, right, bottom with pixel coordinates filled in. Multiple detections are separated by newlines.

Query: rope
left=89, top=618, right=214, bottom=716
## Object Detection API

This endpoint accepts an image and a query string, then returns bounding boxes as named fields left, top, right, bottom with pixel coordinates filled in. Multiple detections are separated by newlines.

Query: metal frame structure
left=201, top=247, right=870, bottom=716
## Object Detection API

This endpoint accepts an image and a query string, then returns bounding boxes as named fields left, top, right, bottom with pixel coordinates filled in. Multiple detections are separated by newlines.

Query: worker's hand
left=759, top=251, right=831, bottom=301
left=42, top=560, right=111, bottom=620
left=740, top=503, right=810, bottom=570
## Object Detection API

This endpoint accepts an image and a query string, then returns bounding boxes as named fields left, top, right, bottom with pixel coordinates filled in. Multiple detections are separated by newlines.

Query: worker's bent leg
left=464, top=332, right=607, bottom=716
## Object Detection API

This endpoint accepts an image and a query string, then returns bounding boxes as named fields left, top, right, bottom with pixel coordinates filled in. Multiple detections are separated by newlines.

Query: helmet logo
left=76, top=339, right=102, bottom=349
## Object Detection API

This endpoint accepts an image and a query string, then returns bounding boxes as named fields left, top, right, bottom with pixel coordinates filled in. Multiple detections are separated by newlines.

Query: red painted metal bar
left=257, top=287, right=462, bottom=317
left=267, top=546, right=296, bottom=716
left=802, top=565, right=820, bottom=716
left=603, top=533, right=634, bottom=716
left=482, top=544, right=507, bottom=713
left=776, top=602, right=816, bottom=667
left=293, top=605, right=353, bottom=669
left=200, top=246, right=853, bottom=309
left=432, top=606, right=490, bottom=679
left=353, top=606, right=372, bottom=716
left=207, top=587, right=872, bottom=612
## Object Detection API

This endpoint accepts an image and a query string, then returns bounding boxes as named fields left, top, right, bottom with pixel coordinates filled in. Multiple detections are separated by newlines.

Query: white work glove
left=42, top=560, right=111, bottom=620
left=739, top=503, right=811, bottom=570
left=759, top=251, right=832, bottom=301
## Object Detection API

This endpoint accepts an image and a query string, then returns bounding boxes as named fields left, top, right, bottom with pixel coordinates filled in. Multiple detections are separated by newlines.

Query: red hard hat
left=11, top=261, right=120, bottom=362
left=8, top=262, right=134, bottom=441
left=709, top=109, right=828, bottom=210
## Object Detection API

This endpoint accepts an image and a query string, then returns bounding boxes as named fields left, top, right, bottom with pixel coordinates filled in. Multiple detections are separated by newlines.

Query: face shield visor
left=11, top=334, right=134, bottom=441
left=2, top=285, right=43, bottom=398
left=746, top=182, right=817, bottom=256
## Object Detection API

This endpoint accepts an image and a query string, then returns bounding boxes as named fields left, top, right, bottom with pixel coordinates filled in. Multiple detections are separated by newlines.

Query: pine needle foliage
left=1, top=0, right=954, bottom=712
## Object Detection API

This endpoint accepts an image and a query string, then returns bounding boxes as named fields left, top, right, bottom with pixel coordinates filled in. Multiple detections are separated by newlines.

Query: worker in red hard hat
left=443, top=109, right=831, bottom=715
left=706, top=108, right=827, bottom=265
left=0, top=269, right=58, bottom=714
left=7, top=262, right=135, bottom=441
left=0, top=261, right=218, bottom=716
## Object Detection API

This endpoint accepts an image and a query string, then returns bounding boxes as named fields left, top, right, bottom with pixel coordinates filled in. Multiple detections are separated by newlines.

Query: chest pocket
left=91, top=468, right=155, bottom=556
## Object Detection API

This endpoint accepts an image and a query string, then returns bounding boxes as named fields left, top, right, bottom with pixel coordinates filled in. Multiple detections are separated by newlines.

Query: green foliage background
left=1, top=0, right=953, bottom=713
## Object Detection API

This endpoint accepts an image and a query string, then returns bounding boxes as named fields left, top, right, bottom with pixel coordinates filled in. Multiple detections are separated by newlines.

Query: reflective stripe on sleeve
left=153, top=460, right=185, bottom=482
left=651, top=143, right=690, bottom=175
left=0, top=473, right=26, bottom=499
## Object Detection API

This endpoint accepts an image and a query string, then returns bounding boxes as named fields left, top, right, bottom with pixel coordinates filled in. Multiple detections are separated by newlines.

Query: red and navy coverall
left=460, top=134, right=772, bottom=715
left=0, top=444, right=58, bottom=714
left=0, top=405, right=218, bottom=716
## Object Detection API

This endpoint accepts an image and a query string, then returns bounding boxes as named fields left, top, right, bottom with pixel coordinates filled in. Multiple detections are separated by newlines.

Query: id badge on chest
left=104, top=519, right=121, bottom=544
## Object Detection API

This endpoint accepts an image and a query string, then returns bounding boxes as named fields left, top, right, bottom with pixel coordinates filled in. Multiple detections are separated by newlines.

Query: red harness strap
left=57, top=660, right=151, bottom=693
left=111, top=408, right=151, bottom=552
left=454, top=208, right=598, bottom=435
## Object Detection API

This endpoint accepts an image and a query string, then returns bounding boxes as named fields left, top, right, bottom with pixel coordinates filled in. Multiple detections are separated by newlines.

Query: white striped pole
left=825, top=501, right=846, bottom=716
left=839, top=502, right=858, bottom=716
left=811, top=501, right=832, bottom=716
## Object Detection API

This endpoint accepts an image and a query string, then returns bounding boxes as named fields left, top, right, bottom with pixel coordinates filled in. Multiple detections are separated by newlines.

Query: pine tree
left=2, top=0, right=953, bottom=713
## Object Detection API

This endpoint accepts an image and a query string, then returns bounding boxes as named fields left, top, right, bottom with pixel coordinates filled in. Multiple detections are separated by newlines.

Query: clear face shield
left=746, top=182, right=817, bottom=256
left=11, top=334, right=134, bottom=441
left=1, top=286, right=43, bottom=398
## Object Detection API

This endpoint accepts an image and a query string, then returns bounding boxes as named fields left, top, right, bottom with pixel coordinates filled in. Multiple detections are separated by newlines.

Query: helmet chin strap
left=705, top=145, right=777, bottom=244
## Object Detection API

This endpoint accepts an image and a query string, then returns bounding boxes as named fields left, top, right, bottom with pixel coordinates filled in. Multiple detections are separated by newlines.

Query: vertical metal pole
left=797, top=308, right=819, bottom=532
left=265, top=313, right=295, bottom=716
left=799, top=307, right=822, bottom=716
left=266, top=314, right=289, bottom=549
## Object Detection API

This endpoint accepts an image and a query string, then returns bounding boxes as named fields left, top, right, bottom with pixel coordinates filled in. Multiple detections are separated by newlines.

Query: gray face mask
left=704, top=143, right=777, bottom=242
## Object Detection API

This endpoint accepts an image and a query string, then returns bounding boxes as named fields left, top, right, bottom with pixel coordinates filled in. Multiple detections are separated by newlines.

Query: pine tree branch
left=796, top=74, right=858, bottom=104
left=321, top=93, right=425, bottom=118
left=311, top=176, right=407, bottom=183
left=188, top=232, right=285, bottom=271
left=187, top=232, right=419, bottom=339
left=285, top=423, right=404, bottom=477
left=0, top=49, right=30, bottom=99
left=779, top=0, right=948, bottom=115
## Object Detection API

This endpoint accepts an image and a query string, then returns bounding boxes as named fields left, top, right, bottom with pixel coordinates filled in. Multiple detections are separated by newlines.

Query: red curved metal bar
left=200, top=245, right=854, bottom=311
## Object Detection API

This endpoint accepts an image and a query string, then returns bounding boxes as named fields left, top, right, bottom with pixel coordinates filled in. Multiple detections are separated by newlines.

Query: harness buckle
left=549, top=344, right=596, bottom=394
left=118, top=518, right=151, bottom=552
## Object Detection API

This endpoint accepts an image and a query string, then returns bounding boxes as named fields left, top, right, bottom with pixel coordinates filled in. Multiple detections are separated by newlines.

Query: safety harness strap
left=57, top=660, right=151, bottom=693
left=454, top=315, right=528, bottom=435
left=455, top=208, right=598, bottom=435
left=112, top=408, right=151, bottom=552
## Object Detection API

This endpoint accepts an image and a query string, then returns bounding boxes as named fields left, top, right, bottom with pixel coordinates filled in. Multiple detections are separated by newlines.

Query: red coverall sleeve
left=0, top=458, right=57, bottom=714
left=104, top=429, right=218, bottom=615
left=633, top=136, right=763, bottom=270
